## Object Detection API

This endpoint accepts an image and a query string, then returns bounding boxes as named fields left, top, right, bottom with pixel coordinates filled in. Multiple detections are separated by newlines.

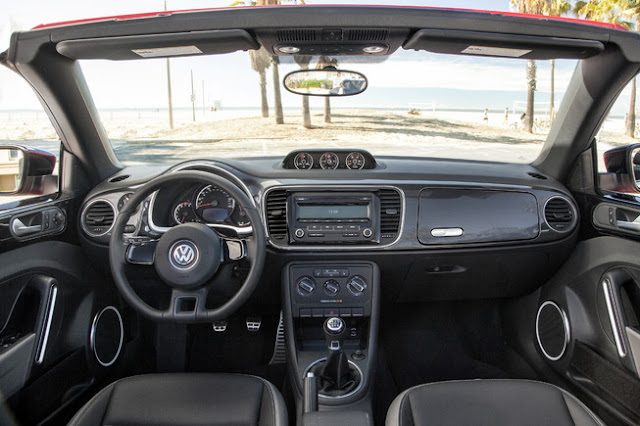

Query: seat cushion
left=68, top=373, right=287, bottom=426
left=386, top=379, right=604, bottom=426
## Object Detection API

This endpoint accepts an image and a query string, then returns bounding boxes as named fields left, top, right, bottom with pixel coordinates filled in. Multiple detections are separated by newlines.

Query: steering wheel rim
left=109, top=170, right=266, bottom=323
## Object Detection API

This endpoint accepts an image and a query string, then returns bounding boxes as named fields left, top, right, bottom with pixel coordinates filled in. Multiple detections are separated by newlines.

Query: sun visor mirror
left=56, top=29, right=259, bottom=60
left=284, top=68, right=367, bottom=97
left=404, top=29, right=605, bottom=60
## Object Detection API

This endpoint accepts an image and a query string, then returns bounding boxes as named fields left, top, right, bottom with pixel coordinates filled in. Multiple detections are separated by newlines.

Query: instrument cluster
left=151, top=183, right=251, bottom=231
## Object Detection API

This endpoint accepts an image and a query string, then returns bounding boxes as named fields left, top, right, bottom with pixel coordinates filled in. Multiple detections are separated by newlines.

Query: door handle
left=11, top=218, right=42, bottom=237
left=616, top=220, right=640, bottom=232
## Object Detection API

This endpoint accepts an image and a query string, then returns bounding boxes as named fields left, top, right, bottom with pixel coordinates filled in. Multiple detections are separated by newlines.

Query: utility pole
left=191, top=69, right=196, bottom=122
left=202, top=80, right=206, bottom=116
left=164, top=0, right=174, bottom=129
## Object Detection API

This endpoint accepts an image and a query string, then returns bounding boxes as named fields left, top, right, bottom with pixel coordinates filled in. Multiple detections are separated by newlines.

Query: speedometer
left=195, top=186, right=236, bottom=223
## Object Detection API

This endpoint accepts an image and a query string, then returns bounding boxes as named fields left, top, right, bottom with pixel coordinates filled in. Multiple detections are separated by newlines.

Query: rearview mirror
left=0, top=146, right=57, bottom=195
left=601, top=144, right=640, bottom=194
left=283, top=69, right=367, bottom=97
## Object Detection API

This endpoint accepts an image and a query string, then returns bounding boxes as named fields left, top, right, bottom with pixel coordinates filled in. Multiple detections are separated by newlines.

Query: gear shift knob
left=323, top=317, right=346, bottom=351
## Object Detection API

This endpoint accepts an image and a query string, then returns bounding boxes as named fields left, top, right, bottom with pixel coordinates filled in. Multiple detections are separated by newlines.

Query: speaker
left=536, top=301, right=569, bottom=361
left=90, top=306, right=123, bottom=367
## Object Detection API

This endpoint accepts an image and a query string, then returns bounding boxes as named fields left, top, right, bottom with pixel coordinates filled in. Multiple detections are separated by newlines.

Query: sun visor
left=404, top=29, right=604, bottom=60
left=56, top=29, right=259, bottom=60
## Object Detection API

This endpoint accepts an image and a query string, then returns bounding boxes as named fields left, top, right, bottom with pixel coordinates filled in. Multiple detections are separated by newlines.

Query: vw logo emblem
left=169, top=240, right=199, bottom=270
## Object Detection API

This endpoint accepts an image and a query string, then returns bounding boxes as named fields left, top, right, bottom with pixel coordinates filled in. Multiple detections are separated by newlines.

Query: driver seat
left=68, top=373, right=288, bottom=426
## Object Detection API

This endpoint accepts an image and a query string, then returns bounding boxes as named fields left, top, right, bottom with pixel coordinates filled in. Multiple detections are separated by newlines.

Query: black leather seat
left=68, top=373, right=287, bottom=426
left=386, top=379, right=604, bottom=426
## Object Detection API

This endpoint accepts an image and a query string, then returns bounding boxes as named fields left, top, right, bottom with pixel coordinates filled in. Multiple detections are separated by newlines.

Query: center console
left=283, top=260, right=379, bottom=414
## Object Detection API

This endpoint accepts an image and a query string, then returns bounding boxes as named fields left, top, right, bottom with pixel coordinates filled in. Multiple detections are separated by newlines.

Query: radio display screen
left=298, top=204, right=369, bottom=220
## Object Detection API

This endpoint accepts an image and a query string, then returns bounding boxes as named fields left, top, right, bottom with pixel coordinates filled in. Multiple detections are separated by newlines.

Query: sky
left=0, top=0, right=634, bottom=116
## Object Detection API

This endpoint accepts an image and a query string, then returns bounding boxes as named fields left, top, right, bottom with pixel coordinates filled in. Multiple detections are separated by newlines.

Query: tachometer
left=294, top=152, right=314, bottom=170
left=173, top=202, right=197, bottom=224
left=319, top=152, right=339, bottom=170
left=346, top=152, right=366, bottom=170
left=195, top=186, right=236, bottom=223
left=230, top=206, right=251, bottom=227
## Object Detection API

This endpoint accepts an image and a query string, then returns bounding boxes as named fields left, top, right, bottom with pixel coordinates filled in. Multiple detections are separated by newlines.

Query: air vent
left=528, top=172, right=547, bottom=180
left=277, top=29, right=316, bottom=42
left=378, top=189, right=402, bottom=240
left=82, top=200, right=115, bottom=236
left=544, top=196, right=575, bottom=232
left=348, top=29, right=389, bottom=41
left=109, top=174, right=130, bottom=183
left=265, top=189, right=288, bottom=241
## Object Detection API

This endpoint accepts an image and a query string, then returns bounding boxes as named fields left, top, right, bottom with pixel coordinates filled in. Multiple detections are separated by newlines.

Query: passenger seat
left=385, top=379, right=604, bottom=425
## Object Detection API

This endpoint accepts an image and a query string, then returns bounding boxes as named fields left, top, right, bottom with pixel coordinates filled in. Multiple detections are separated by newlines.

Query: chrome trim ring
left=536, top=301, right=570, bottom=361
left=303, top=357, right=364, bottom=400
left=543, top=195, right=578, bottom=234
left=80, top=199, right=117, bottom=237
left=261, top=184, right=405, bottom=251
left=90, top=306, right=124, bottom=367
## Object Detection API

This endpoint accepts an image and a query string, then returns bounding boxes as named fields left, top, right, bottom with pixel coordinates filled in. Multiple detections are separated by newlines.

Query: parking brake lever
left=303, top=372, right=318, bottom=413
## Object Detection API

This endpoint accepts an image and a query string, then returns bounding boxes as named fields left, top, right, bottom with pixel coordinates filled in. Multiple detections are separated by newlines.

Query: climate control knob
left=346, top=275, right=367, bottom=296
left=323, top=279, right=340, bottom=296
left=297, top=276, right=316, bottom=296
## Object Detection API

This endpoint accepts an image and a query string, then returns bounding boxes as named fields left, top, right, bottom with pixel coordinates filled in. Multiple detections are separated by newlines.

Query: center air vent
left=277, top=29, right=316, bottom=42
left=347, top=29, right=389, bottom=41
left=265, top=189, right=288, bottom=242
left=378, top=189, right=402, bottom=240
left=544, top=196, right=576, bottom=233
left=82, top=200, right=115, bottom=236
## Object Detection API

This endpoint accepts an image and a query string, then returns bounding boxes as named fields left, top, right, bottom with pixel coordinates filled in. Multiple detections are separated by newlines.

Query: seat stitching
left=250, top=374, right=278, bottom=425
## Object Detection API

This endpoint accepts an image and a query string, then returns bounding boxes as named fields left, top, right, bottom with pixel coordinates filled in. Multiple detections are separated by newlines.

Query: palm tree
left=294, top=55, right=313, bottom=128
left=511, top=0, right=546, bottom=133
left=272, top=56, right=284, bottom=124
left=574, top=0, right=637, bottom=136
left=249, top=47, right=271, bottom=118
left=543, top=0, right=571, bottom=126
left=316, top=56, right=338, bottom=123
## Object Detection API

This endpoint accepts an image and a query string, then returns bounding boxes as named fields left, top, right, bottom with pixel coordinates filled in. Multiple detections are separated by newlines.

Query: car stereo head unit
left=288, top=192, right=380, bottom=244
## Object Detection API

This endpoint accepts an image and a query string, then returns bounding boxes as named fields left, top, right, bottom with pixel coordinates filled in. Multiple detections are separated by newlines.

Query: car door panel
left=535, top=236, right=640, bottom=424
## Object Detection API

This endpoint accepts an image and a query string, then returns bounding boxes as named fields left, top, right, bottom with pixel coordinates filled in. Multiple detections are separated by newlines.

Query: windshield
left=79, top=50, right=577, bottom=166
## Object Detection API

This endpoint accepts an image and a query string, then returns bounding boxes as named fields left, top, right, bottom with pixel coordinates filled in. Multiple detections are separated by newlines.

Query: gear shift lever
left=323, top=317, right=346, bottom=351
left=320, top=317, right=352, bottom=390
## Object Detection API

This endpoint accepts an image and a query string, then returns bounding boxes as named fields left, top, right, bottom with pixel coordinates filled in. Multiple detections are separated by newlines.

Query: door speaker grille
left=536, top=301, right=569, bottom=361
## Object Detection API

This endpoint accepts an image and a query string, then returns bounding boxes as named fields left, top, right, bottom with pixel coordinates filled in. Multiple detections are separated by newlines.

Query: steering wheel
left=109, top=170, right=266, bottom=323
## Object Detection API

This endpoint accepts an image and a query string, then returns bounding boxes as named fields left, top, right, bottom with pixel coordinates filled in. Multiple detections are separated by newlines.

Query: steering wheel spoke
left=167, top=288, right=210, bottom=322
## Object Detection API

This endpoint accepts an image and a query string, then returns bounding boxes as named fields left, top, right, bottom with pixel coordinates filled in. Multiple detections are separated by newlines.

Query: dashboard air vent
left=265, top=189, right=288, bottom=241
left=378, top=189, right=402, bottom=240
left=109, top=174, right=130, bottom=183
left=277, top=29, right=316, bottom=42
left=348, top=29, right=389, bottom=41
left=82, top=201, right=115, bottom=236
left=544, top=197, right=575, bottom=232
left=528, top=172, right=547, bottom=180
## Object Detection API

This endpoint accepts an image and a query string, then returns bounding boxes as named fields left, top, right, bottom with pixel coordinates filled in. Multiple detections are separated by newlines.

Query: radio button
left=343, top=233, right=360, bottom=237
left=347, top=225, right=360, bottom=230
left=362, top=228, right=373, bottom=238
left=322, top=225, right=334, bottom=231
left=308, top=225, right=321, bottom=231
left=308, top=233, right=325, bottom=237
left=294, top=228, right=305, bottom=238
left=335, top=225, right=346, bottom=230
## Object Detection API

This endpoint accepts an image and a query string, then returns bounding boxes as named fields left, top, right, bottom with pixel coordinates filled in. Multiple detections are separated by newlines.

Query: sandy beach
left=0, top=108, right=633, bottom=168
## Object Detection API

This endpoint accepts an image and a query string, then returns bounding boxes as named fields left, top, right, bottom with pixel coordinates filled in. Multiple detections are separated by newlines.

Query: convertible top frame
left=2, top=5, right=640, bottom=183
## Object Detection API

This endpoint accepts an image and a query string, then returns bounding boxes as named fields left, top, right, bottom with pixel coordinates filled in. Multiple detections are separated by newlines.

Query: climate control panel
left=287, top=262, right=375, bottom=318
